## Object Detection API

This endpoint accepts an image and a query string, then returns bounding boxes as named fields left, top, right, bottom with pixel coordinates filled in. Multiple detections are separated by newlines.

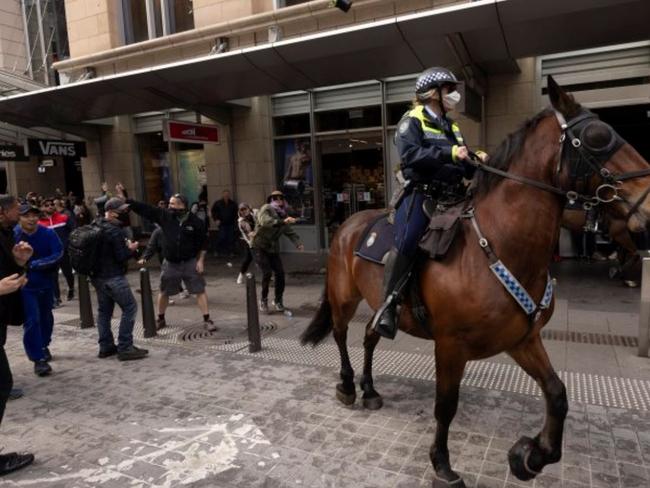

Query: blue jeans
left=22, top=288, right=54, bottom=361
left=394, top=191, right=428, bottom=257
left=92, top=275, right=137, bottom=352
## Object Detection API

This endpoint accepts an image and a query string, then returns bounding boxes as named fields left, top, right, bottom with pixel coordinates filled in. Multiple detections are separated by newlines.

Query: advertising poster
left=274, top=138, right=314, bottom=224
left=178, top=150, right=207, bottom=205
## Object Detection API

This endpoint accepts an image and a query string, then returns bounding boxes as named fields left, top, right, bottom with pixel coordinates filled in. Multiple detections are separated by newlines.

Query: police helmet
left=415, top=67, right=458, bottom=101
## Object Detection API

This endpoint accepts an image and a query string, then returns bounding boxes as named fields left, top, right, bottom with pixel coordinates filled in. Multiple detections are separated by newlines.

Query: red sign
left=164, top=121, right=220, bottom=144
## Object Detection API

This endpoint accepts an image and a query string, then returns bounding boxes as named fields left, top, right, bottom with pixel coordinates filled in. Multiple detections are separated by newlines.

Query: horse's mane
left=474, top=108, right=555, bottom=195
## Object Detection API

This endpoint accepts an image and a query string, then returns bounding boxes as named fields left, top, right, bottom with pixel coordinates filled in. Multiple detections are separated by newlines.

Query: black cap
left=105, top=197, right=129, bottom=213
left=19, top=203, right=40, bottom=215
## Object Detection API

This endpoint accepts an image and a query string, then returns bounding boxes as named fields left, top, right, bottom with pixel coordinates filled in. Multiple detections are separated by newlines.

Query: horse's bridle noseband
left=471, top=109, right=650, bottom=221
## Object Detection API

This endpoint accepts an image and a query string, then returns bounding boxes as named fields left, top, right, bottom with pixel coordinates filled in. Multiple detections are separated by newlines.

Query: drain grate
left=540, top=329, right=637, bottom=347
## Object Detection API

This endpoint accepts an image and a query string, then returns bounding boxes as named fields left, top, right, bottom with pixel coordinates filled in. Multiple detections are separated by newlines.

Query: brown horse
left=301, top=77, right=650, bottom=487
left=561, top=208, right=641, bottom=285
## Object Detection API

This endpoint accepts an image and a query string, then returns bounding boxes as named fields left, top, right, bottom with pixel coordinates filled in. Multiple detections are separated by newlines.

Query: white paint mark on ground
left=9, top=416, right=270, bottom=487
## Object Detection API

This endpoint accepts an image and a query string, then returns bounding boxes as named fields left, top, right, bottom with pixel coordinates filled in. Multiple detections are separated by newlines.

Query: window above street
left=122, top=0, right=194, bottom=45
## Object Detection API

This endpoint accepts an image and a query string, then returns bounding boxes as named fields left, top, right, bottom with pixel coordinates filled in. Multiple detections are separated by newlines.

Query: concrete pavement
left=0, top=256, right=648, bottom=487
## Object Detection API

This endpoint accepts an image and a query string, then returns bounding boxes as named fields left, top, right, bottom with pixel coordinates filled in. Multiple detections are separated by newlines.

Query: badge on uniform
left=399, top=120, right=410, bottom=134
left=366, top=232, right=377, bottom=247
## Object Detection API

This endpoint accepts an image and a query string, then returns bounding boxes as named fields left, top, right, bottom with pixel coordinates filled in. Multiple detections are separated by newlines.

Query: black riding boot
left=371, top=249, right=412, bottom=339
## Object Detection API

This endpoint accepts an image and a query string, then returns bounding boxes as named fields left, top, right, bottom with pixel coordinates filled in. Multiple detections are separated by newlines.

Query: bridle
left=470, top=109, right=650, bottom=221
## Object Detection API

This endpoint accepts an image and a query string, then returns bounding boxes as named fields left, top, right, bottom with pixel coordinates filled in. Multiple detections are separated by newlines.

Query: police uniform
left=394, top=104, right=466, bottom=256
left=372, top=67, right=475, bottom=340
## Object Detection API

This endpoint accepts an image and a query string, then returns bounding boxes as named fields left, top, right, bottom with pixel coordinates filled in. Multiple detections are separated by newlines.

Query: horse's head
left=548, top=76, right=650, bottom=232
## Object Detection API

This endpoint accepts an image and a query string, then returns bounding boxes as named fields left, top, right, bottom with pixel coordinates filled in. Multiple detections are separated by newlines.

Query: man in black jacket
left=91, top=198, right=148, bottom=361
left=116, top=186, right=215, bottom=332
left=0, top=194, right=35, bottom=475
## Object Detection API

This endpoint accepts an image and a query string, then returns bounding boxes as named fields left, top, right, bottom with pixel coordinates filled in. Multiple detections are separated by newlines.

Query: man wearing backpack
left=91, top=198, right=148, bottom=361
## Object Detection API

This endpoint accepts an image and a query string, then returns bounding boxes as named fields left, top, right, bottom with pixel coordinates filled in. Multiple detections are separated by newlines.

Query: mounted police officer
left=371, top=67, right=488, bottom=339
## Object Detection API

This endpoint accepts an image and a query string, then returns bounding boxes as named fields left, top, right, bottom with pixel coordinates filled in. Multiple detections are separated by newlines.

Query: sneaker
left=117, top=346, right=148, bottom=361
left=34, top=360, right=52, bottom=377
left=180, top=290, right=190, bottom=299
left=259, top=300, right=269, bottom=314
left=132, top=345, right=149, bottom=354
left=8, top=388, right=23, bottom=401
left=236, top=273, right=244, bottom=285
left=168, top=299, right=175, bottom=306
left=43, top=347, right=52, bottom=362
left=156, top=317, right=167, bottom=330
left=0, top=452, right=34, bottom=476
left=98, top=345, right=118, bottom=358
left=67, top=289, right=75, bottom=301
left=204, top=319, right=218, bottom=332
left=272, top=300, right=285, bottom=312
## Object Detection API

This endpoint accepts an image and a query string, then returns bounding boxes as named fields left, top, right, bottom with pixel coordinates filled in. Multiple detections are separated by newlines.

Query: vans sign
left=27, top=139, right=87, bottom=158
left=0, top=144, right=28, bottom=161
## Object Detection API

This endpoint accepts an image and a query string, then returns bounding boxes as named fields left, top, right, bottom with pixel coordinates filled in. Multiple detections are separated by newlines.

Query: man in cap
left=14, top=203, right=63, bottom=376
left=91, top=197, right=148, bottom=361
left=252, top=190, right=304, bottom=313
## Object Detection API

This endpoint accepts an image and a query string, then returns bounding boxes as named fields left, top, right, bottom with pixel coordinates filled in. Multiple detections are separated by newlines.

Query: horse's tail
left=300, top=280, right=333, bottom=346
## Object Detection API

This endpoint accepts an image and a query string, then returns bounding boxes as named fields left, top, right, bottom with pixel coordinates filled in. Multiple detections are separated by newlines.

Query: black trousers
left=254, top=249, right=285, bottom=302
left=239, top=248, right=253, bottom=274
left=0, top=325, right=12, bottom=425
left=54, top=249, right=75, bottom=301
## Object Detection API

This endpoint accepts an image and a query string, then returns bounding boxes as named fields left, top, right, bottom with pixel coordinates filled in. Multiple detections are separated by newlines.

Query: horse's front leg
left=359, top=322, right=383, bottom=410
left=507, top=332, right=568, bottom=481
left=430, top=340, right=467, bottom=488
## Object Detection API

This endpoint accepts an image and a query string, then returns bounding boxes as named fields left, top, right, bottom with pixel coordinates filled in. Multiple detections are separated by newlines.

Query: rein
left=468, top=110, right=650, bottom=216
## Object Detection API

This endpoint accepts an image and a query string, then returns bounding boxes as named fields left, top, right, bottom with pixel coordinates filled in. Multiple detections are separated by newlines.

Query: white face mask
left=443, top=90, right=461, bottom=109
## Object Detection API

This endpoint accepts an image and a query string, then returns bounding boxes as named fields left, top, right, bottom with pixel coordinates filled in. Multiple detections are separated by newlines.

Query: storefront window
left=387, top=102, right=412, bottom=126
left=170, top=0, right=194, bottom=33
left=320, top=134, right=385, bottom=244
left=137, top=132, right=171, bottom=205
left=274, top=138, right=315, bottom=225
left=315, top=106, right=382, bottom=132
left=273, top=114, right=310, bottom=136
left=123, top=0, right=149, bottom=43
left=23, top=0, right=45, bottom=83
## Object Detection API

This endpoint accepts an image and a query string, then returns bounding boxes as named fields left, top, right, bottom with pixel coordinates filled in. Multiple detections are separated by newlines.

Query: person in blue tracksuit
left=371, top=67, right=489, bottom=339
left=14, top=204, right=62, bottom=376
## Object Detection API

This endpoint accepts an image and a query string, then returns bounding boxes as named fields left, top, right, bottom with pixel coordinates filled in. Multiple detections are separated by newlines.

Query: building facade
left=0, top=0, right=648, bottom=251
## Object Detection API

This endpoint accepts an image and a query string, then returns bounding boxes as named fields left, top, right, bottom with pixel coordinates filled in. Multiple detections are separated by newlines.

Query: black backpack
left=68, top=222, right=103, bottom=276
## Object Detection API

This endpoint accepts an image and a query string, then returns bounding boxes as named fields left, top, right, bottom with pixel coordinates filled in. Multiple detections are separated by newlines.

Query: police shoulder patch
left=398, top=120, right=410, bottom=134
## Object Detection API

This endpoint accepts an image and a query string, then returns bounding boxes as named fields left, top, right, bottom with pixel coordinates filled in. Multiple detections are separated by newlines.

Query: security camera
left=330, top=0, right=352, bottom=12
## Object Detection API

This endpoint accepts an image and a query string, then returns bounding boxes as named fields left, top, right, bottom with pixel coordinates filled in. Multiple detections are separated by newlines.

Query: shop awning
left=0, top=0, right=649, bottom=132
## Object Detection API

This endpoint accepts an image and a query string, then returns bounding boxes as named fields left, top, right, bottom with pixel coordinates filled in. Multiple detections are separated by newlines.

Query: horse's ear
left=547, top=75, right=580, bottom=117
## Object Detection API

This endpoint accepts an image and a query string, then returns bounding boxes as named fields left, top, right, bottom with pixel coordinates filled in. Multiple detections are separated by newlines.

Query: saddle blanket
left=354, top=213, right=394, bottom=265
left=355, top=203, right=464, bottom=265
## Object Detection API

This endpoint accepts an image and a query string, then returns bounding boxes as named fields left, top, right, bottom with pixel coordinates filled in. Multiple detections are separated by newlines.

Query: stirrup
left=370, top=297, right=398, bottom=339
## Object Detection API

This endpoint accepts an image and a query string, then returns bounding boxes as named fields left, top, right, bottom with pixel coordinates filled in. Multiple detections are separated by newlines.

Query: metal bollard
left=140, top=267, right=157, bottom=338
left=246, top=273, right=262, bottom=353
left=78, top=274, right=94, bottom=329
left=638, top=257, right=650, bottom=357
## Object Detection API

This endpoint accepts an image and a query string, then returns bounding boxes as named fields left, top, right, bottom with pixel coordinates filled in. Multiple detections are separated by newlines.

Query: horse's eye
left=580, top=121, right=616, bottom=153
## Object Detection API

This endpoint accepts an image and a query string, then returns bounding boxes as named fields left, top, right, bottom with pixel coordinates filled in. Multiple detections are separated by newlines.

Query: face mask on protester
left=117, top=212, right=130, bottom=226
left=169, top=208, right=187, bottom=218
left=270, top=199, right=286, bottom=217
left=443, top=90, right=461, bottom=109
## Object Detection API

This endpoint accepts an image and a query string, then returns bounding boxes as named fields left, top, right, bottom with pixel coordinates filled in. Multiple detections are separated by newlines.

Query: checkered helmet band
left=415, top=67, right=458, bottom=93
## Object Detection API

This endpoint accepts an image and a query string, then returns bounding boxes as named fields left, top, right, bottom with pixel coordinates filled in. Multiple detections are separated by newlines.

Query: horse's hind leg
left=332, top=301, right=359, bottom=405
left=359, top=323, right=383, bottom=410
left=430, top=340, right=468, bottom=488
left=507, top=332, right=568, bottom=482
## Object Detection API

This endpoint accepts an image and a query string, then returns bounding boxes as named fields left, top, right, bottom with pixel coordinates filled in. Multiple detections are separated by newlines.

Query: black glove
left=435, top=164, right=465, bottom=185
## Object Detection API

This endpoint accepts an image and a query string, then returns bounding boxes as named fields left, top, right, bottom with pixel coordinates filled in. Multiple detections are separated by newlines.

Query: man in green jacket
left=252, top=190, right=303, bottom=313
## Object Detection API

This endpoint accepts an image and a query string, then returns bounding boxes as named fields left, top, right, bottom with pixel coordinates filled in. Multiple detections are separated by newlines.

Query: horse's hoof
left=432, top=474, right=466, bottom=487
left=335, top=384, right=356, bottom=405
left=362, top=394, right=383, bottom=410
left=508, top=436, right=544, bottom=481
